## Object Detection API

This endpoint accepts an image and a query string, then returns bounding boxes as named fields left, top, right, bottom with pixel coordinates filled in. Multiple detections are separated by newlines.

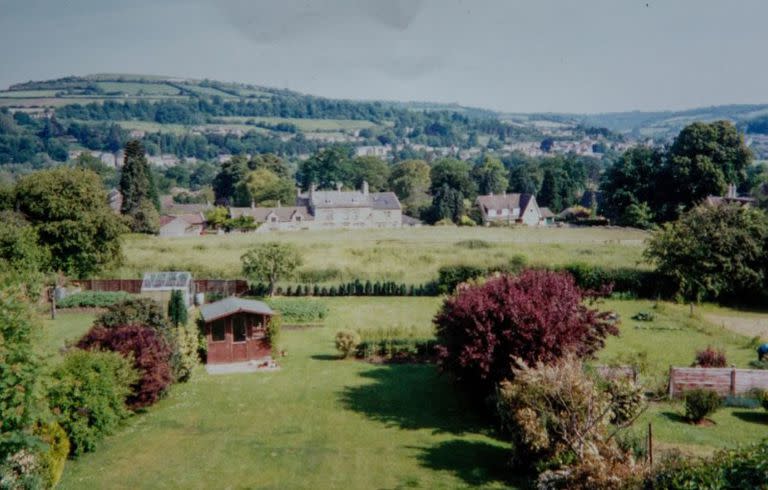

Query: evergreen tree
left=167, top=290, right=188, bottom=327
left=120, top=140, right=160, bottom=224
left=539, top=168, right=564, bottom=212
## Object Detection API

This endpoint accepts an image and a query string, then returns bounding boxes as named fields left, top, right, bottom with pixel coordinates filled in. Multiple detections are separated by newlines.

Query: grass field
left=95, top=82, right=181, bottom=96
left=48, top=294, right=767, bottom=488
left=216, top=116, right=377, bottom=132
left=116, top=226, right=648, bottom=282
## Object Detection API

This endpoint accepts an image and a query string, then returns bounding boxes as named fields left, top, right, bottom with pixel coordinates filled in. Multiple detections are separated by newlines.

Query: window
left=233, top=317, right=247, bottom=342
left=211, top=320, right=226, bottom=341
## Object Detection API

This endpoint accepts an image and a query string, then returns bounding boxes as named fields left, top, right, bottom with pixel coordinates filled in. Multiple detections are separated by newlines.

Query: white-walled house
left=475, top=193, right=552, bottom=226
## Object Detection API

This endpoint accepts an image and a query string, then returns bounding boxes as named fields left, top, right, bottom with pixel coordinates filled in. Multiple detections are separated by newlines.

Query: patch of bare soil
left=704, top=313, right=768, bottom=338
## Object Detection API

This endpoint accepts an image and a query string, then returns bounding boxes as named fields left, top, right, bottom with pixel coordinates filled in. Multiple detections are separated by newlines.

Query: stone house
left=159, top=214, right=206, bottom=237
left=296, top=181, right=402, bottom=229
left=475, top=193, right=551, bottom=226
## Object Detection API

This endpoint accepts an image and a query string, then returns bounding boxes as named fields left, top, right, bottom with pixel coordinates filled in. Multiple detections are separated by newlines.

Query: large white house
left=475, top=193, right=554, bottom=226
left=229, top=181, right=403, bottom=232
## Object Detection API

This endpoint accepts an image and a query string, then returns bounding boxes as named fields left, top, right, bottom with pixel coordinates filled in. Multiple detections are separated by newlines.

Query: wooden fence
left=594, top=365, right=638, bottom=383
left=77, top=279, right=249, bottom=297
left=668, top=367, right=768, bottom=398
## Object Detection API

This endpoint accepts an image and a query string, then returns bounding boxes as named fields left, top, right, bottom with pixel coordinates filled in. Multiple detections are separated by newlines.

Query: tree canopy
left=241, top=242, right=303, bottom=296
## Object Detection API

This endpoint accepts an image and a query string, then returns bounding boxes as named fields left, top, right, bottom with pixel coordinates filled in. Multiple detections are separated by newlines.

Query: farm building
left=199, top=297, right=275, bottom=364
left=140, top=271, right=194, bottom=307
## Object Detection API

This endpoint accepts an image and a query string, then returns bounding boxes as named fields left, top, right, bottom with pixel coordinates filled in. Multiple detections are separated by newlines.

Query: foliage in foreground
left=496, top=356, right=647, bottom=489
left=77, top=325, right=173, bottom=409
left=435, top=269, right=619, bottom=395
left=48, top=350, right=138, bottom=456
left=645, top=439, right=768, bottom=489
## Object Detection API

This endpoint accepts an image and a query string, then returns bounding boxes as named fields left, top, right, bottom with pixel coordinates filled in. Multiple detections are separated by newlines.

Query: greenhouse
left=140, top=271, right=194, bottom=307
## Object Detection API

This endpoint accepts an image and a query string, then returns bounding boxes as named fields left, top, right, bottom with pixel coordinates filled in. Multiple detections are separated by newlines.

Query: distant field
left=0, top=89, right=59, bottom=98
left=179, top=84, right=237, bottom=97
left=117, top=226, right=648, bottom=282
left=95, top=81, right=181, bottom=96
left=218, top=116, right=377, bottom=132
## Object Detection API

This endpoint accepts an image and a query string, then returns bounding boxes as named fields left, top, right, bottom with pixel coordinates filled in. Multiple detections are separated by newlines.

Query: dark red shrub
left=693, top=346, right=727, bottom=368
left=77, top=325, right=173, bottom=409
left=434, top=269, right=619, bottom=395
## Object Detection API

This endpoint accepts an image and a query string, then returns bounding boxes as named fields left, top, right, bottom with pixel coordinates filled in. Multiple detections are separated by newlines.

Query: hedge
left=250, top=280, right=438, bottom=297
left=57, top=291, right=131, bottom=308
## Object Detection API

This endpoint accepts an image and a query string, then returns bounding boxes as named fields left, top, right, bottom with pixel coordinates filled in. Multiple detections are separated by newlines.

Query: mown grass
left=216, top=116, right=378, bottom=132
left=57, top=298, right=515, bottom=489
left=116, top=226, right=648, bottom=283
left=50, top=296, right=768, bottom=487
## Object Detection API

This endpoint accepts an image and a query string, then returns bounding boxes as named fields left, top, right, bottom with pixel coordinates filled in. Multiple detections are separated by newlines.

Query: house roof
left=539, top=207, right=555, bottom=218
left=297, top=189, right=402, bottom=210
left=200, top=297, right=274, bottom=322
left=162, top=203, right=212, bottom=216
left=229, top=206, right=314, bottom=222
left=475, top=193, right=533, bottom=212
left=159, top=213, right=206, bottom=228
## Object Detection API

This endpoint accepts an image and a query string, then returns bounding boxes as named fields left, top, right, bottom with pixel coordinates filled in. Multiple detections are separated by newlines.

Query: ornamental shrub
left=167, top=290, right=188, bottom=328
left=692, top=346, right=728, bottom=368
left=684, top=389, right=721, bottom=423
left=77, top=325, right=173, bottom=409
left=170, top=325, right=199, bottom=383
left=48, top=350, right=138, bottom=455
left=604, top=378, right=645, bottom=425
left=96, top=297, right=168, bottom=332
left=435, top=270, right=619, bottom=395
left=36, top=422, right=69, bottom=488
left=335, top=330, right=361, bottom=358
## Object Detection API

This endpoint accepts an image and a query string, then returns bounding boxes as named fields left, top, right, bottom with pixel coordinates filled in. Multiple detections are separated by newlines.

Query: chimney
left=362, top=180, right=369, bottom=195
left=727, top=183, right=737, bottom=198
left=250, top=200, right=255, bottom=209
left=277, top=200, right=281, bottom=208
left=309, top=183, right=316, bottom=201
left=336, top=182, right=343, bottom=192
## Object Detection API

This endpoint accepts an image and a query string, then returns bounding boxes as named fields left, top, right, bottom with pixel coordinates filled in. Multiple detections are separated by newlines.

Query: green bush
left=436, top=264, right=487, bottom=293
left=170, top=325, right=199, bottom=383
left=266, top=315, right=282, bottom=355
left=454, top=239, right=492, bottom=249
left=57, top=291, right=130, bottom=308
left=265, top=298, right=327, bottom=323
left=335, top=330, right=360, bottom=358
left=605, top=378, right=645, bottom=425
left=684, top=389, right=721, bottom=423
left=48, top=350, right=138, bottom=456
left=646, top=439, right=768, bottom=489
left=96, top=297, right=168, bottom=331
left=36, top=421, right=70, bottom=488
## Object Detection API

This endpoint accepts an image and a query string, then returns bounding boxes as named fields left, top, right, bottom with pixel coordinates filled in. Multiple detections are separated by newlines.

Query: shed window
left=233, top=317, right=247, bottom=342
left=211, top=320, right=226, bottom=341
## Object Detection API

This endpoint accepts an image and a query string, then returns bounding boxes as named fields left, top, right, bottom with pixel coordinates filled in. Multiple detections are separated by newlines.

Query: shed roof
left=200, top=297, right=274, bottom=322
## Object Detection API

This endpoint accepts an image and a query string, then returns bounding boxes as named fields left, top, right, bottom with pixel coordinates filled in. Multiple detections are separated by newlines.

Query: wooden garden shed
left=199, top=297, right=275, bottom=364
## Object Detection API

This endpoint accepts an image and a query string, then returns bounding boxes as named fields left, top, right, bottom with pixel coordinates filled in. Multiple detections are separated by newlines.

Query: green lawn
left=39, top=311, right=95, bottom=359
left=51, top=296, right=768, bottom=487
left=117, top=226, right=648, bottom=283
left=58, top=298, right=516, bottom=489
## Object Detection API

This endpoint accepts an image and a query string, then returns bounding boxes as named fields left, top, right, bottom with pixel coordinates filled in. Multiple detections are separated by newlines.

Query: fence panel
left=668, top=367, right=768, bottom=398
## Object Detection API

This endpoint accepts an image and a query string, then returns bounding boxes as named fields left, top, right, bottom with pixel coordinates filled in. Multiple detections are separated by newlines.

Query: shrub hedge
left=48, top=350, right=138, bottom=456
left=684, top=389, right=721, bottom=423
left=57, top=291, right=130, bottom=308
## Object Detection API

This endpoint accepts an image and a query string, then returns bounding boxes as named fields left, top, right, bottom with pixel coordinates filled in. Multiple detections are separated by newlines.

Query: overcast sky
left=0, top=0, right=766, bottom=113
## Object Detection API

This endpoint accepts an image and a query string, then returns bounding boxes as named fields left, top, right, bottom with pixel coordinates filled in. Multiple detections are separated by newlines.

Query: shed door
left=231, top=316, right=248, bottom=362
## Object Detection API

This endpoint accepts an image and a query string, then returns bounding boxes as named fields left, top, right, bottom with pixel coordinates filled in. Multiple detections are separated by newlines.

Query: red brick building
left=200, top=297, right=275, bottom=364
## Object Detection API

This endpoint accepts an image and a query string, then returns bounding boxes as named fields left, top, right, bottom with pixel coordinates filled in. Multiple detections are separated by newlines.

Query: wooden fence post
left=648, top=423, right=653, bottom=467
left=668, top=366, right=674, bottom=399
left=730, top=368, right=737, bottom=397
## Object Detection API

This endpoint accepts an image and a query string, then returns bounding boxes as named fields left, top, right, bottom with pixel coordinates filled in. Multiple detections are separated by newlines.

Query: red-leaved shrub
left=77, top=325, right=173, bottom=409
left=435, top=269, right=619, bottom=394
left=692, top=346, right=727, bottom=368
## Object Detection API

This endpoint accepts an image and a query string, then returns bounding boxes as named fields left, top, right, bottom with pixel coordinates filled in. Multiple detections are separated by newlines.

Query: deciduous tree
left=241, top=243, right=303, bottom=296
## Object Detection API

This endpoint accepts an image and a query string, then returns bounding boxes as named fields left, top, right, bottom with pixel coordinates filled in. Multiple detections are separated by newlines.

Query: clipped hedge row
left=57, top=291, right=131, bottom=308
left=250, top=280, right=439, bottom=298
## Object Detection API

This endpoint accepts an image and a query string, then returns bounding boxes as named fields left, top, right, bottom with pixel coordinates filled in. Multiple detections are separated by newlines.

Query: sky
left=0, top=0, right=766, bottom=114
